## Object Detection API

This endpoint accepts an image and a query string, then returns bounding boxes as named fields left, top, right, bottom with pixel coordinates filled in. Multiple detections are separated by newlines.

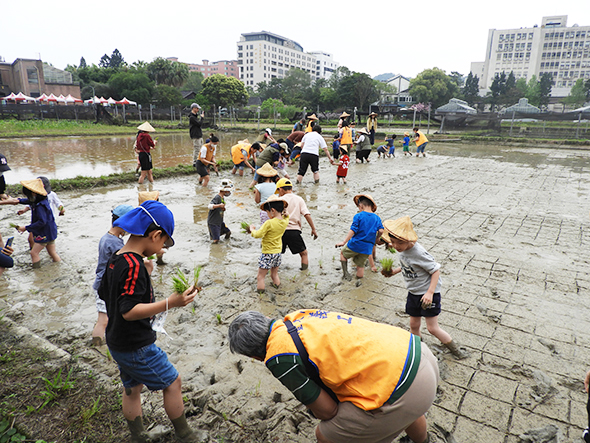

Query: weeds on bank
left=38, top=367, right=76, bottom=410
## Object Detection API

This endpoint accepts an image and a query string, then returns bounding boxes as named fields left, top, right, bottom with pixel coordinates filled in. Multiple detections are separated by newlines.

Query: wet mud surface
left=2, top=144, right=590, bottom=442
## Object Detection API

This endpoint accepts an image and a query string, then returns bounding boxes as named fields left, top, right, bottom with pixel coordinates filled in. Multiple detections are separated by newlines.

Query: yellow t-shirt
left=251, top=215, right=289, bottom=253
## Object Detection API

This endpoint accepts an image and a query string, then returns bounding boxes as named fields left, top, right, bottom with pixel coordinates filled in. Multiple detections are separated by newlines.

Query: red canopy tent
left=64, top=94, right=83, bottom=104
left=1, top=93, right=17, bottom=101
left=14, top=92, right=36, bottom=102
left=37, top=93, right=49, bottom=102
left=46, top=93, right=59, bottom=103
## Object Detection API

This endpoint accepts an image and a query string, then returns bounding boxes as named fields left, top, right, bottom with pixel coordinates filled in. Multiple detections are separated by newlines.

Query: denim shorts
left=416, top=142, right=428, bottom=153
left=110, top=343, right=179, bottom=391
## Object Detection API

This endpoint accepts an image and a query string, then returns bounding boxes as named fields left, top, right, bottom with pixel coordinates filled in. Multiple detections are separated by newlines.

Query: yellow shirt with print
left=251, top=215, right=289, bottom=254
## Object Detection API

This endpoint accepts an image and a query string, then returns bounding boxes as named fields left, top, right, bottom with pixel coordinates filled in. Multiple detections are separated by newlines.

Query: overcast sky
left=3, top=0, right=588, bottom=80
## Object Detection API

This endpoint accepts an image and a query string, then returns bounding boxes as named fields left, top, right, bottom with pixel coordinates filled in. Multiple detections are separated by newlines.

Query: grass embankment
left=4, top=161, right=234, bottom=195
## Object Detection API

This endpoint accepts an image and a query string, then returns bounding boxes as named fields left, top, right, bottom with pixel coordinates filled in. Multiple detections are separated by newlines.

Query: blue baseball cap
left=112, top=204, right=134, bottom=219
left=114, top=200, right=175, bottom=247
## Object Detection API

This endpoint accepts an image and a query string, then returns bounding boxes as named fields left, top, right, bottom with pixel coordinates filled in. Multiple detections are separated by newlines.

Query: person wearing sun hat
left=335, top=144, right=350, bottom=184
left=403, top=131, right=412, bottom=156
left=0, top=178, right=60, bottom=268
left=248, top=194, right=289, bottom=293
left=275, top=178, right=318, bottom=270
left=254, top=163, right=279, bottom=224
left=354, top=127, right=373, bottom=163
left=189, top=103, right=204, bottom=168
left=135, top=122, right=157, bottom=185
left=0, top=153, right=11, bottom=199
left=207, top=179, right=234, bottom=244
left=337, top=111, right=350, bottom=129
left=98, top=199, right=203, bottom=443
left=382, top=216, right=468, bottom=360
left=335, top=194, right=383, bottom=284
left=367, top=111, right=378, bottom=145
left=305, top=113, right=319, bottom=133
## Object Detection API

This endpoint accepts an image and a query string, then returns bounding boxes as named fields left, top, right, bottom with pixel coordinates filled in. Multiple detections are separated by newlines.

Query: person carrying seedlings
left=196, top=133, right=219, bottom=187
left=230, top=139, right=256, bottom=177
left=381, top=216, right=468, bottom=359
left=135, top=122, right=157, bottom=185
left=248, top=194, right=289, bottom=293
left=413, top=127, right=429, bottom=157
left=354, top=127, right=373, bottom=163
left=228, top=309, right=439, bottom=443
left=208, top=179, right=233, bottom=244
left=91, top=204, right=134, bottom=347
left=275, top=178, right=318, bottom=271
left=254, top=163, right=279, bottom=224
left=403, top=131, right=412, bottom=156
left=98, top=200, right=202, bottom=443
left=0, top=179, right=60, bottom=268
left=335, top=194, right=383, bottom=284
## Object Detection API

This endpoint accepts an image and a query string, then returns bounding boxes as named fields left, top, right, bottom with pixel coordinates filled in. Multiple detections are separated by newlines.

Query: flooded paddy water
left=1, top=133, right=590, bottom=442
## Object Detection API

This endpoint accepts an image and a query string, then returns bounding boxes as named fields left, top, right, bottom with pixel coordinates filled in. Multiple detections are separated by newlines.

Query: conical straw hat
left=137, top=122, right=156, bottom=132
left=260, top=194, right=288, bottom=210
left=382, top=216, right=418, bottom=242
left=353, top=194, right=377, bottom=212
left=307, top=114, right=318, bottom=120
left=339, top=112, right=350, bottom=118
left=21, top=179, right=47, bottom=196
left=138, top=191, right=160, bottom=204
left=257, top=162, right=278, bottom=177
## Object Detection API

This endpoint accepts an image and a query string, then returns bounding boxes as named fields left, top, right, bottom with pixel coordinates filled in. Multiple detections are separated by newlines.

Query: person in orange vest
left=229, top=309, right=438, bottom=443
left=413, top=127, right=429, bottom=157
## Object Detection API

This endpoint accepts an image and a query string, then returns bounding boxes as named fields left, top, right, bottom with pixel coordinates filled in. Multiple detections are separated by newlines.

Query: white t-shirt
left=300, top=132, right=327, bottom=156
left=199, top=145, right=217, bottom=159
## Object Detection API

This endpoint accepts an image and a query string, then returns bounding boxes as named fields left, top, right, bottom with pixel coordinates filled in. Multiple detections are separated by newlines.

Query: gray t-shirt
left=398, top=242, right=442, bottom=295
left=207, top=194, right=225, bottom=225
left=93, top=232, right=125, bottom=291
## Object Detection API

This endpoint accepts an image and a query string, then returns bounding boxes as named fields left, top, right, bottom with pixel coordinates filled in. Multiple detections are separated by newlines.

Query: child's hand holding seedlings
left=170, top=285, right=199, bottom=308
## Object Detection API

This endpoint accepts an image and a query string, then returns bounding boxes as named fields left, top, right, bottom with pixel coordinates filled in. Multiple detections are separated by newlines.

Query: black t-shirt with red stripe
left=99, top=251, right=156, bottom=352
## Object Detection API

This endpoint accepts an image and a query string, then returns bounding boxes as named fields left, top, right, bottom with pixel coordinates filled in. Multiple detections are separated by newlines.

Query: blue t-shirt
left=93, top=232, right=125, bottom=291
left=332, top=140, right=340, bottom=151
left=347, top=211, right=384, bottom=255
left=403, top=136, right=410, bottom=146
left=386, top=138, right=394, bottom=147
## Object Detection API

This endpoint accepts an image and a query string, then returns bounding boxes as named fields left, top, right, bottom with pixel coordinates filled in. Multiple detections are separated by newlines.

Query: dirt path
left=1, top=143, right=590, bottom=442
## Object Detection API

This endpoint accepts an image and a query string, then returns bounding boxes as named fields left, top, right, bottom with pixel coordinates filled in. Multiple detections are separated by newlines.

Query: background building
left=237, top=31, right=340, bottom=87
left=0, top=58, right=80, bottom=97
left=167, top=58, right=239, bottom=79
left=471, top=15, right=590, bottom=98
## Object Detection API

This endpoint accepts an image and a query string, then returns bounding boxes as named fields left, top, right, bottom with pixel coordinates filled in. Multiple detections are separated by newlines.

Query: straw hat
left=138, top=190, right=160, bottom=204
left=382, top=216, right=418, bottom=242
left=137, top=122, right=156, bottom=132
left=357, top=127, right=370, bottom=136
left=404, top=131, right=410, bottom=136
left=339, top=145, right=349, bottom=153
left=339, top=112, right=350, bottom=118
left=257, top=162, right=278, bottom=177
left=307, top=114, right=318, bottom=120
left=21, top=179, right=47, bottom=196
left=260, top=194, right=288, bottom=210
left=353, top=194, right=377, bottom=212
left=369, top=112, right=378, bottom=117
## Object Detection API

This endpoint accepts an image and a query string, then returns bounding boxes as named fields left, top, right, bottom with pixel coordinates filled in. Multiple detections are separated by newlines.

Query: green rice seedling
left=240, top=221, right=251, bottom=233
left=194, top=266, right=202, bottom=286
left=172, top=268, right=190, bottom=293
left=147, top=254, right=156, bottom=260
left=388, top=247, right=396, bottom=254
left=216, top=313, right=222, bottom=325
left=9, top=222, right=18, bottom=229
left=381, top=258, right=395, bottom=277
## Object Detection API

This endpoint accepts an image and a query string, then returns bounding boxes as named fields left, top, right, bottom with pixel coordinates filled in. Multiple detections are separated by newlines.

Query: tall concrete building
left=470, top=15, right=590, bottom=98
left=237, top=31, right=339, bottom=87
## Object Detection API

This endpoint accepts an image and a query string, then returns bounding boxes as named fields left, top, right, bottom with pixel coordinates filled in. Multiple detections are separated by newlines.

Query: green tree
left=586, top=79, right=590, bottom=101
left=181, top=71, right=204, bottom=93
left=515, top=78, right=528, bottom=97
left=409, top=68, right=459, bottom=109
left=462, top=72, right=480, bottom=106
left=501, top=71, right=523, bottom=106
left=109, top=49, right=125, bottom=69
left=539, top=73, right=553, bottom=109
left=99, top=54, right=110, bottom=68
left=487, top=72, right=506, bottom=111
left=562, top=78, right=587, bottom=109
left=107, top=71, right=154, bottom=105
left=146, top=58, right=188, bottom=87
left=79, top=57, right=87, bottom=69
left=169, top=62, right=189, bottom=87
left=201, top=74, right=249, bottom=107
left=153, top=84, right=183, bottom=107
left=256, top=78, right=284, bottom=102
left=525, top=75, right=541, bottom=106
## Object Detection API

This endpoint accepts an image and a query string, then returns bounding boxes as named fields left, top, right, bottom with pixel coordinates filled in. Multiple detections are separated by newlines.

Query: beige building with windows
left=471, top=15, right=590, bottom=98
left=237, top=31, right=339, bottom=87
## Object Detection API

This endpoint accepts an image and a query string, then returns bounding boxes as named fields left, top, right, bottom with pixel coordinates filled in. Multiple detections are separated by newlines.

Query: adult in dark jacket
left=189, top=103, right=204, bottom=167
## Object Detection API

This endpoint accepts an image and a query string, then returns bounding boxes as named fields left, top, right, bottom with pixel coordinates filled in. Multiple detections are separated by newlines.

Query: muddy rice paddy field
left=1, top=142, right=590, bottom=442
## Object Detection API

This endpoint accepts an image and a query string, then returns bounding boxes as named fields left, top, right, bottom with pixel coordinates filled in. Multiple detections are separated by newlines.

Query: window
left=27, top=67, right=38, bottom=84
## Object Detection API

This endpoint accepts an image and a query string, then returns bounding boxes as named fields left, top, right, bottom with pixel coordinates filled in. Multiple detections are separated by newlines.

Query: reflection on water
left=1, top=133, right=590, bottom=183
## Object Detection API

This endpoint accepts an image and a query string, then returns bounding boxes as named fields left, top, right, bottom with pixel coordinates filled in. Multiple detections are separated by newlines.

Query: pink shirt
left=281, top=192, right=310, bottom=231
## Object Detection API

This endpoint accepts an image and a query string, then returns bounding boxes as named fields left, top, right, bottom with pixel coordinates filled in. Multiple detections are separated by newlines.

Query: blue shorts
left=259, top=253, right=282, bottom=269
left=110, top=343, right=179, bottom=391
left=208, top=223, right=230, bottom=241
left=233, top=161, right=246, bottom=170
left=253, top=165, right=260, bottom=181
left=389, top=146, right=395, bottom=155
left=406, top=292, right=441, bottom=317
left=416, top=143, right=428, bottom=153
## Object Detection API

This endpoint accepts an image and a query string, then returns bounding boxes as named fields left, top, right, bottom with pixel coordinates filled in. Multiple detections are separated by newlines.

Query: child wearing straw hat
left=402, top=132, right=412, bottom=156
left=248, top=195, right=289, bottom=293
left=0, top=179, right=60, bottom=268
left=335, top=194, right=383, bottom=284
left=254, top=163, right=279, bottom=224
left=382, top=216, right=468, bottom=359
left=135, top=122, right=157, bottom=184
left=335, top=145, right=350, bottom=184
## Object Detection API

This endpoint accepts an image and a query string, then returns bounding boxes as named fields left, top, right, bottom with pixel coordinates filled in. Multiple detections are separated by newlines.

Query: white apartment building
left=471, top=15, right=590, bottom=98
left=237, top=31, right=339, bottom=88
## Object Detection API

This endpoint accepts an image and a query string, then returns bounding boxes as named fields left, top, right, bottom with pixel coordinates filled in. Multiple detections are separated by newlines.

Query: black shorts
left=297, top=153, right=319, bottom=177
left=282, top=229, right=306, bottom=254
left=356, top=149, right=371, bottom=162
left=138, top=152, right=152, bottom=171
left=405, top=292, right=442, bottom=317
left=195, top=160, right=209, bottom=177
